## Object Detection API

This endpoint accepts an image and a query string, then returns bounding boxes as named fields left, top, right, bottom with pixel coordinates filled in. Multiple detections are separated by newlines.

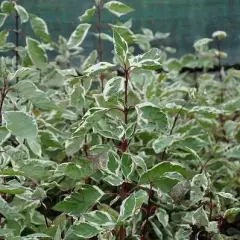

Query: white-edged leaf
left=15, top=80, right=54, bottom=110
left=118, top=192, right=136, bottom=221
left=67, top=23, right=91, bottom=49
left=113, top=29, right=128, bottom=65
left=217, top=192, right=238, bottom=201
left=0, top=30, right=9, bottom=46
left=0, top=13, right=8, bottom=28
left=79, top=6, right=96, bottom=22
left=84, top=62, right=115, bottom=76
left=82, top=50, right=98, bottom=71
left=70, top=84, right=86, bottom=109
left=3, top=111, right=38, bottom=139
left=103, top=76, right=124, bottom=100
left=153, top=136, right=175, bottom=154
left=71, top=222, right=102, bottom=238
left=104, top=1, right=134, bottom=17
left=27, top=137, right=42, bottom=157
left=8, top=67, right=38, bottom=81
left=15, top=5, right=29, bottom=23
left=30, top=14, right=51, bottom=43
left=26, top=37, right=48, bottom=70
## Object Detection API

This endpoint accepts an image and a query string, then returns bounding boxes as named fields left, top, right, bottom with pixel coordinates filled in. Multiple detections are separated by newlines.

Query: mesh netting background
left=2, top=0, right=240, bottom=64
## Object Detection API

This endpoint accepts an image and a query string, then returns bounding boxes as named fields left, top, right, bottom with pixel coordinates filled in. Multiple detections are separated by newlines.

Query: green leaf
left=224, top=208, right=240, bottom=223
left=29, top=14, right=51, bottom=43
left=0, top=30, right=9, bottom=46
left=71, top=222, right=102, bottom=238
left=84, top=62, right=115, bottom=76
left=140, top=161, right=189, bottom=184
left=64, top=162, right=95, bottom=180
left=217, top=192, right=238, bottom=201
left=67, top=23, right=91, bottom=49
left=113, top=29, right=128, bottom=65
left=0, top=196, right=23, bottom=220
left=110, top=24, right=136, bottom=43
left=190, top=172, right=208, bottom=204
left=26, top=37, right=48, bottom=70
left=65, top=136, right=84, bottom=155
left=175, top=225, right=192, bottom=240
left=0, top=14, right=8, bottom=28
left=121, top=153, right=133, bottom=178
left=104, top=1, right=134, bottom=17
left=193, top=38, right=213, bottom=52
left=15, top=5, right=29, bottom=23
left=82, top=50, right=98, bottom=71
left=84, top=210, right=116, bottom=227
left=103, top=76, right=124, bottom=100
left=3, top=111, right=38, bottom=139
left=192, top=206, right=209, bottom=227
left=18, top=159, right=56, bottom=181
left=118, top=192, right=136, bottom=221
left=8, top=67, right=38, bottom=81
left=54, top=185, right=104, bottom=216
left=15, top=80, right=54, bottom=110
left=27, top=137, right=42, bottom=157
left=79, top=6, right=96, bottom=22
left=0, top=184, right=25, bottom=194
left=70, top=84, right=85, bottom=109
left=156, top=209, right=169, bottom=228
left=151, top=221, right=163, bottom=240
left=137, top=104, right=168, bottom=132
left=0, top=126, right=10, bottom=145
left=153, top=136, right=175, bottom=154
left=1, top=1, right=14, bottom=14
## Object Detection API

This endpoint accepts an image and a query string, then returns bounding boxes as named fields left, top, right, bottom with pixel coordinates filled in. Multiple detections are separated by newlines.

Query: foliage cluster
left=0, top=1, right=239, bottom=240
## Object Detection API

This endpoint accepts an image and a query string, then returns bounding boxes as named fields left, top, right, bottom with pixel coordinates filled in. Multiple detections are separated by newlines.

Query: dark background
left=1, top=0, right=240, bottom=64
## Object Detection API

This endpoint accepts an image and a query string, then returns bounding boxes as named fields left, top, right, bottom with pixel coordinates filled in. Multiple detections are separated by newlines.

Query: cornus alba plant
left=0, top=0, right=239, bottom=240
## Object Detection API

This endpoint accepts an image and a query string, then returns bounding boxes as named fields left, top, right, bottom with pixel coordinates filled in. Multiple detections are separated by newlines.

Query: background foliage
left=0, top=1, right=239, bottom=240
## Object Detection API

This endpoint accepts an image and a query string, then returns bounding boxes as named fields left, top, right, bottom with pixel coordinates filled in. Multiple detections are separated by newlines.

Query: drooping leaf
left=3, top=111, right=38, bottom=140
left=0, top=30, right=9, bottom=46
left=26, top=37, right=48, bottom=70
left=54, top=185, right=104, bottom=216
left=0, top=14, right=8, bottom=28
left=14, top=80, right=54, bottom=110
left=67, top=23, right=91, bottom=49
left=104, top=1, right=134, bottom=17
left=15, top=5, right=29, bottom=24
